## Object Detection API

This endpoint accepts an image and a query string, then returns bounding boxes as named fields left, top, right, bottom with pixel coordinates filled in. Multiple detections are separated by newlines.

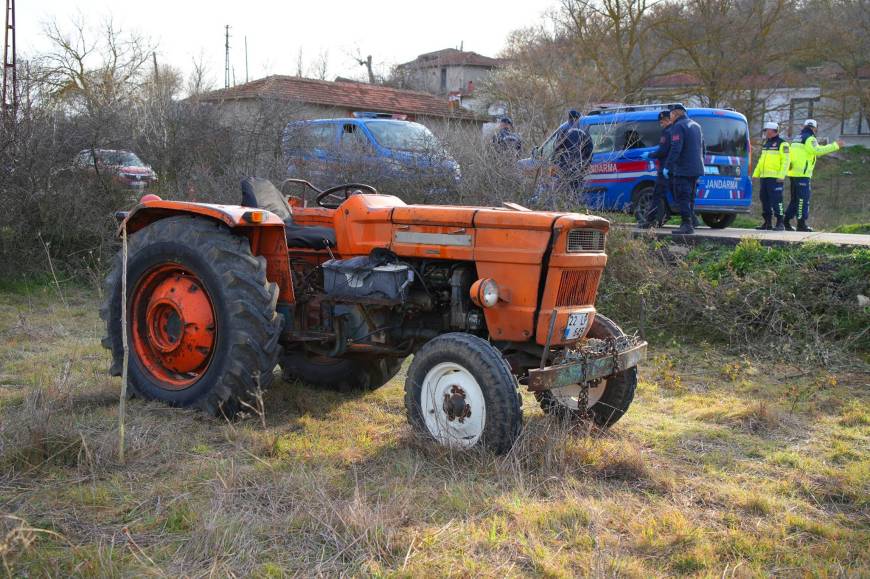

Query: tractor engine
left=308, top=254, right=485, bottom=357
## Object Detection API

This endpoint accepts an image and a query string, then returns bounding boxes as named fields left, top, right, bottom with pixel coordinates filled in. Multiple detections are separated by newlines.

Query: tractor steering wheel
left=314, top=183, right=379, bottom=208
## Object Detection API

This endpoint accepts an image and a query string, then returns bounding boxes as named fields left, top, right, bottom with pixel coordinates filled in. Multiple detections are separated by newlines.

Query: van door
left=692, top=115, right=751, bottom=216
left=582, top=122, right=624, bottom=211
left=287, top=122, right=339, bottom=188
left=609, top=119, right=663, bottom=211
left=338, top=122, right=380, bottom=183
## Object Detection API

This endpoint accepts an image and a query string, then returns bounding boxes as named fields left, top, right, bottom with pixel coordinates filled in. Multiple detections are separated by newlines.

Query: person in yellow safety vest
left=752, top=121, right=789, bottom=230
left=784, top=119, right=844, bottom=232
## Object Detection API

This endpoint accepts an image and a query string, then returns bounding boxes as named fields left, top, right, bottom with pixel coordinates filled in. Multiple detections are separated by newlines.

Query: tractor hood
left=390, top=203, right=610, bottom=233
left=330, top=193, right=610, bottom=262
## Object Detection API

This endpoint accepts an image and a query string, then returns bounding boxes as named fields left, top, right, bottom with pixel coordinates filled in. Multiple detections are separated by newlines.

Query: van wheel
left=701, top=213, right=736, bottom=229
left=404, top=333, right=521, bottom=454
left=632, top=185, right=656, bottom=224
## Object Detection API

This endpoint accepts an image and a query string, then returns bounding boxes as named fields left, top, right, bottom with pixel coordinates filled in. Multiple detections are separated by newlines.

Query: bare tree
left=557, top=0, right=674, bottom=100
left=352, top=51, right=376, bottom=84
left=481, top=24, right=610, bottom=143
left=658, top=0, right=795, bottom=123
left=186, top=54, right=214, bottom=96
left=802, top=0, right=870, bottom=130
left=40, top=16, right=154, bottom=113
left=308, top=50, right=329, bottom=81
left=295, top=46, right=304, bottom=78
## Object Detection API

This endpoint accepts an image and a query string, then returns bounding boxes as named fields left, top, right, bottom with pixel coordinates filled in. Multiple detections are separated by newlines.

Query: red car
left=74, top=149, right=158, bottom=190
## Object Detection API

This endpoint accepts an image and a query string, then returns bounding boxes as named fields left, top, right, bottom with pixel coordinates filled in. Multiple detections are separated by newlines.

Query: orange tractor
left=102, top=178, right=647, bottom=453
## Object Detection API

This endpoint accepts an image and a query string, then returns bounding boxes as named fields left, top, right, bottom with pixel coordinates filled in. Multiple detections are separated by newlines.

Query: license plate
left=563, top=312, right=589, bottom=340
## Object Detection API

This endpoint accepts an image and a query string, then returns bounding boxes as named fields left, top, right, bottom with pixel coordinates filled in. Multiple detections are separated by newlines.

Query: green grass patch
left=833, top=223, right=870, bottom=234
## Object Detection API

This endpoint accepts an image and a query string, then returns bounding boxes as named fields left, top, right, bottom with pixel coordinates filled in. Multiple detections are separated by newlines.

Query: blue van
left=282, top=113, right=460, bottom=193
left=521, top=104, right=752, bottom=228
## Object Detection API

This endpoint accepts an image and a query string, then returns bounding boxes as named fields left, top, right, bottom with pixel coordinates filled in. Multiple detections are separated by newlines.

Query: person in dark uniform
left=639, top=110, right=673, bottom=227
left=553, top=109, right=594, bottom=196
left=663, top=104, right=705, bottom=235
left=492, top=116, right=522, bottom=156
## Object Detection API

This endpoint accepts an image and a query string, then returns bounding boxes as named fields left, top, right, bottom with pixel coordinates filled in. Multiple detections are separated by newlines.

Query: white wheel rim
left=550, top=379, right=607, bottom=411
left=420, top=362, right=486, bottom=449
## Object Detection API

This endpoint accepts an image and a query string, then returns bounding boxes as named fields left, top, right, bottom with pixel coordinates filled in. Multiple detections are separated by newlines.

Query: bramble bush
left=598, top=232, right=870, bottom=363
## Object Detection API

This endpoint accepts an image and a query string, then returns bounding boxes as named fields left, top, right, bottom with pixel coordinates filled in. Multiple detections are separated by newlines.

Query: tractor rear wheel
left=534, top=315, right=637, bottom=428
left=280, top=352, right=403, bottom=392
left=404, top=333, right=522, bottom=454
left=101, top=216, right=283, bottom=416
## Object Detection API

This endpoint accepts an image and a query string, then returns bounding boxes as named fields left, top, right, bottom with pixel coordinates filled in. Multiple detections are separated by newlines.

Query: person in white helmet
left=785, top=119, right=844, bottom=231
left=752, top=121, right=790, bottom=230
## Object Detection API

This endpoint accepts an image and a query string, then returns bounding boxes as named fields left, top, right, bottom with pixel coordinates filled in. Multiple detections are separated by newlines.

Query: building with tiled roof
left=641, top=67, right=869, bottom=144
left=395, top=48, right=506, bottom=98
left=197, top=75, right=479, bottom=123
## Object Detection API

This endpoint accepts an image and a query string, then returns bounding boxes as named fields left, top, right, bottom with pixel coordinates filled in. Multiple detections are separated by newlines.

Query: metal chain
left=577, top=380, right=589, bottom=418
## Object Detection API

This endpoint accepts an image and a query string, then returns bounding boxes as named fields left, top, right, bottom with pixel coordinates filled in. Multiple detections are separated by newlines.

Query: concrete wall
left=406, top=65, right=494, bottom=95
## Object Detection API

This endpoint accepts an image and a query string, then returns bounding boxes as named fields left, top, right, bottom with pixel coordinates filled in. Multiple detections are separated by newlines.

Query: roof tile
left=199, top=76, right=478, bottom=120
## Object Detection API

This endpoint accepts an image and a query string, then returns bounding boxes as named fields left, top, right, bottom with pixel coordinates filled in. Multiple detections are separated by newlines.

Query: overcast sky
left=19, top=0, right=553, bottom=88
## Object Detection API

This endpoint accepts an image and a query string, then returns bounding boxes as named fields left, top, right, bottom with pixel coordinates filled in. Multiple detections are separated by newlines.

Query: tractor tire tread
left=100, top=215, right=282, bottom=415
left=404, top=332, right=521, bottom=454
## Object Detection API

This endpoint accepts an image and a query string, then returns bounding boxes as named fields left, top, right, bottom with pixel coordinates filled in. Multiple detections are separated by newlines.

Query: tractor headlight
left=470, top=278, right=499, bottom=308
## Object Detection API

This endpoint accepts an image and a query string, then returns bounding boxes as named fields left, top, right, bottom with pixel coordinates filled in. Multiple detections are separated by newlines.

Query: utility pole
left=224, top=25, right=230, bottom=89
left=2, top=0, right=16, bottom=120
left=244, top=36, right=248, bottom=83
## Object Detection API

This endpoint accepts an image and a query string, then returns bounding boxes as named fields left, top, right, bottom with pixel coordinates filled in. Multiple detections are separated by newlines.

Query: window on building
left=788, top=98, right=818, bottom=136
left=440, top=68, right=447, bottom=92
left=841, top=97, right=870, bottom=135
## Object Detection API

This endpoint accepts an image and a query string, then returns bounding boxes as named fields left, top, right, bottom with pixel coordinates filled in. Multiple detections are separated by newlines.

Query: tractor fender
left=122, top=199, right=285, bottom=233
left=121, top=199, right=295, bottom=304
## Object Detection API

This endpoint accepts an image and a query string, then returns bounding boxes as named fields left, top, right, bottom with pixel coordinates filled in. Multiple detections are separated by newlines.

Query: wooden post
left=118, top=225, right=129, bottom=463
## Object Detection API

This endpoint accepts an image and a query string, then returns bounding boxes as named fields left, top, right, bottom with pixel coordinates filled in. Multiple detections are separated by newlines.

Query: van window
left=305, top=124, right=337, bottom=148
left=540, top=130, right=559, bottom=159
left=587, top=121, right=661, bottom=154
left=366, top=120, right=437, bottom=153
left=340, top=123, right=372, bottom=153
left=285, top=123, right=336, bottom=153
left=694, top=117, right=749, bottom=157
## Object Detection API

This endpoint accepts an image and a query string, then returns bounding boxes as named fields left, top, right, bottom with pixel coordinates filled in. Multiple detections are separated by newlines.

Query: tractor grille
left=567, top=229, right=605, bottom=252
left=555, top=269, right=602, bottom=307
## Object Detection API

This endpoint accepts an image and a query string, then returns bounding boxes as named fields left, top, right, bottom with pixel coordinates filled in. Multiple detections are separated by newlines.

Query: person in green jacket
left=784, top=119, right=844, bottom=232
left=752, top=121, right=789, bottom=230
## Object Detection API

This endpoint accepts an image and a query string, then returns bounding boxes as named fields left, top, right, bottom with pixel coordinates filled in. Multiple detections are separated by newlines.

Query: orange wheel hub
left=131, top=265, right=216, bottom=389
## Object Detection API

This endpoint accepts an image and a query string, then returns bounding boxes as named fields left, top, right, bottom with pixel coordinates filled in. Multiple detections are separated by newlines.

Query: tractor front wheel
left=404, top=333, right=522, bottom=454
left=101, top=216, right=283, bottom=416
left=534, top=315, right=637, bottom=428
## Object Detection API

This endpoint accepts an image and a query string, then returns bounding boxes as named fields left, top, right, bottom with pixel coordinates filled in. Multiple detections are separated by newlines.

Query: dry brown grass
left=0, top=285, right=868, bottom=577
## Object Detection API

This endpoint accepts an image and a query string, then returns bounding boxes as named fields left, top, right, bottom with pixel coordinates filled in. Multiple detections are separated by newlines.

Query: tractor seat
left=240, top=177, right=336, bottom=250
